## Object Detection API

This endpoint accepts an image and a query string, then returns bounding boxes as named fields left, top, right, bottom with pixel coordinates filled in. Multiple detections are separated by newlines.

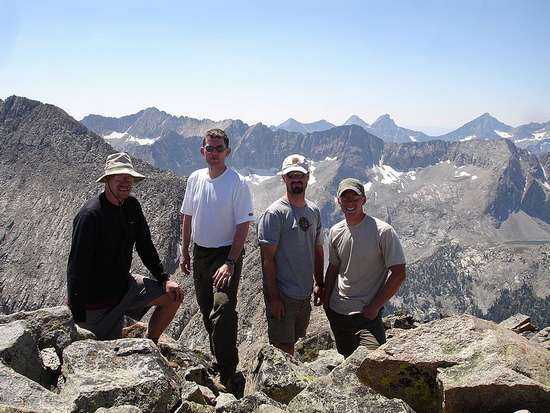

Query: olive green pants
left=193, top=244, right=243, bottom=381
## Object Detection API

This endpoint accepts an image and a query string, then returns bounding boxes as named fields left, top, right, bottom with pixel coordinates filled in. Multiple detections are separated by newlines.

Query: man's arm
left=362, top=264, right=406, bottom=320
left=259, top=243, right=284, bottom=319
left=180, top=214, right=192, bottom=274
left=322, top=262, right=339, bottom=310
left=66, top=212, right=97, bottom=322
left=312, top=244, right=324, bottom=305
left=212, top=221, right=250, bottom=289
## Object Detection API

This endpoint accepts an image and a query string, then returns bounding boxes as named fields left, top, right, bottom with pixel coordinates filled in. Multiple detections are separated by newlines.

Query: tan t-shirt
left=328, top=215, right=406, bottom=315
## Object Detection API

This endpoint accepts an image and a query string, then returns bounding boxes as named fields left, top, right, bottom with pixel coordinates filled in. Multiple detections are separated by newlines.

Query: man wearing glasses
left=323, top=178, right=406, bottom=358
left=180, top=128, right=254, bottom=390
left=257, top=154, right=324, bottom=355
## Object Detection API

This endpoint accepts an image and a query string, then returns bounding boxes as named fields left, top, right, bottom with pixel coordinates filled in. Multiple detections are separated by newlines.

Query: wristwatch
left=225, top=258, right=236, bottom=266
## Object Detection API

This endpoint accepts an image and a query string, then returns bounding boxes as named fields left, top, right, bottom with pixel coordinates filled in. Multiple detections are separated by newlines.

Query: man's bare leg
left=146, top=293, right=181, bottom=341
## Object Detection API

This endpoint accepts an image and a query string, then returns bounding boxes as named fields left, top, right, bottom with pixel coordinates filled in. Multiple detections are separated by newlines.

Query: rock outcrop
left=358, top=314, right=550, bottom=413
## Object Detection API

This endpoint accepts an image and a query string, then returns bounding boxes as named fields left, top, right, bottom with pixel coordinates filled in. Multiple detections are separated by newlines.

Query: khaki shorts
left=265, top=292, right=311, bottom=345
left=79, top=274, right=165, bottom=340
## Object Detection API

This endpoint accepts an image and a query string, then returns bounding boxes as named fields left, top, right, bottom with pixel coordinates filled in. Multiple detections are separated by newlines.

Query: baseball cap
left=337, top=178, right=366, bottom=197
left=279, top=154, right=310, bottom=175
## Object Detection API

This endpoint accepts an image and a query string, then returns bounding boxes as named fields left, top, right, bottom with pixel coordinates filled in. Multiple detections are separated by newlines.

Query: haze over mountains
left=1, top=96, right=548, bottom=336
left=82, top=108, right=550, bottom=155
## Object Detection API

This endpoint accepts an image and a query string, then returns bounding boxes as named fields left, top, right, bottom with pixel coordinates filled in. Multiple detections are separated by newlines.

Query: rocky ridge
left=0, top=306, right=548, bottom=412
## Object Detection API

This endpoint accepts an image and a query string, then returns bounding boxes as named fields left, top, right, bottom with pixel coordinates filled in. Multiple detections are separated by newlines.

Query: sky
left=1, top=0, right=549, bottom=135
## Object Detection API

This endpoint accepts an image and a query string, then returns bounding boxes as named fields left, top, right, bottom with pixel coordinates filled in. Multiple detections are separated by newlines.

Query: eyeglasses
left=286, top=172, right=306, bottom=179
left=203, top=144, right=227, bottom=153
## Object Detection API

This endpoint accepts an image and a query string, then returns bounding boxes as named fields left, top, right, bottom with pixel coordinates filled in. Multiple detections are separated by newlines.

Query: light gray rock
left=0, top=320, right=46, bottom=386
left=214, top=393, right=237, bottom=409
left=529, top=326, right=550, bottom=351
left=175, top=401, right=215, bottom=413
left=0, top=307, right=77, bottom=353
left=245, top=345, right=318, bottom=404
left=180, top=381, right=216, bottom=406
left=40, top=347, right=61, bottom=372
left=0, top=363, right=66, bottom=413
left=74, top=324, right=96, bottom=341
left=95, top=406, right=143, bottom=412
left=294, top=328, right=334, bottom=363
left=217, top=392, right=285, bottom=413
left=500, top=313, right=537, bottom=333
left=288, top=347, right=414, bottom=413
left=253, top=406, right=286, bottom=413
left=358, top=314, right=550, bottom=413
left=304, top=349, right=343, bottom=376
left=60, top=338, right=181, bottom=412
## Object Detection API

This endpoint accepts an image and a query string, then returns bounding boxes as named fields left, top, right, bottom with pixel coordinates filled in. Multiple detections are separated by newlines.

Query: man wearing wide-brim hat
left=67, top=152, right=183, bottom=341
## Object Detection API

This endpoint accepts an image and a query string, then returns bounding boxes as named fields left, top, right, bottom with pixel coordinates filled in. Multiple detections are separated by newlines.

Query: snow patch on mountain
left=127, top=136, right=158, bottom=145
left=104, top=131, right=126, bottom=140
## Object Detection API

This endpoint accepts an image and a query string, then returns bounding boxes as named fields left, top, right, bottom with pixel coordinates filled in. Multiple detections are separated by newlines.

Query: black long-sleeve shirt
left=67, top=192, right=168, bottom=322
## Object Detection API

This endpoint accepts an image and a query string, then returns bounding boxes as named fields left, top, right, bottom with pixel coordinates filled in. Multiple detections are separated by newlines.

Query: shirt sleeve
left=180, top=174, right=195, bottom=215
left=66, top=211, right=97, bottom=322
left=257, top=211, right=281, bottom=245
left=134, top=202, right=169, bottom=283
left=379, top=225, right=406, bottom=268
left=315, top=207, right=323, bottom=246
left=233, top=179, right=255, bottom=224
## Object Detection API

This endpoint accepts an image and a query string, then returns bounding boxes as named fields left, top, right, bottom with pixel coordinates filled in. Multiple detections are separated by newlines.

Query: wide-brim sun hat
left=96, top=152, right=146, bottom=183
left=278, top=154, right=310, bottom=175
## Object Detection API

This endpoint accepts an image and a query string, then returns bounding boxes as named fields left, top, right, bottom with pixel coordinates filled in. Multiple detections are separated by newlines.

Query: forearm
left=227, top=221, right=250, bottom=261
left=181, top=214, right=192, bottom=253
left=368, top=265, right=406, bottom=311
left=262, top=256, right=281, bottom=301
left=314, top=245, right=324, bottom=286
left=324, top=263, right=339, bottom=298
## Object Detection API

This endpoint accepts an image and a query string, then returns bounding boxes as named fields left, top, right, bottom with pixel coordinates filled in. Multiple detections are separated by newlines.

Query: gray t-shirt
left=257, top=197, right=323, bottom=300
left=329, top=215, right=406, bottom=315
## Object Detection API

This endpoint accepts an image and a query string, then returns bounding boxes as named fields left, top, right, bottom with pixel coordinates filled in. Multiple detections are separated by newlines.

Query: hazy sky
left=1, top=0, right=549, bottom=134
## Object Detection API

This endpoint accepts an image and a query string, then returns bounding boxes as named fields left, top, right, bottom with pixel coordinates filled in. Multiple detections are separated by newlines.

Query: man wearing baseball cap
left=257, top=154, right=324, bottom=355
left=323, top=178, right=406, bottom=357
left=67, top=152, right=183, bottom=342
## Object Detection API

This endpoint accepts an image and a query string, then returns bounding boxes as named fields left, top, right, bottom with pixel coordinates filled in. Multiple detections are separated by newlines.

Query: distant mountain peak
left=344, top=115, right=370, bottom=129
left=372, top=114, right=396, bottom=127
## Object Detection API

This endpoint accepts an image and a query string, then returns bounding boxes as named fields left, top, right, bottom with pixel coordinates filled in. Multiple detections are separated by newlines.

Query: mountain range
left=2, top=95, right=549, bottom=336
left=82, top=109, right=550, bottom=155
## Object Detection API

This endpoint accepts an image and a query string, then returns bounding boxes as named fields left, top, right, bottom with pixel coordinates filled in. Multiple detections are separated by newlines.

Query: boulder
left=122, top=321, right=177, bottom=344
left=159, top=342, right=216, bottom=391
left=529, top=326, right=550, bottom=351
left=245, top=345, right=318, bottom=404
left=214, top=393, right=237, bottom=409
left=0, top=363, right=66, bottom=413
left=0, top=320, right=46, bottom=386
left=95, top=406, right=143, bottom=412
left=500, top=314, right=537, bottom=334
left=181, top=381, right=216, bottom=405
left=304, top=349, right=343, bottom=376
left=59, top=338, right=181, bottom=412
left=358, top=314, right=550, bottom=413
left=253, top=406, right=286, bottom=413
left=217, top=392, right=285, bottom=413
left=175, top=401, right=215, bottom=413
left=294, top=328, right=335, bottom=363
left=0, top=306, right=78, bottom=353
left=288, top=346, right=415, bottom=413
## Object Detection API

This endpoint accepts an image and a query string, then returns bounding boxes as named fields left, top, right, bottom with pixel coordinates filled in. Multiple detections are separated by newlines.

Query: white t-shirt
left=180, top=167, right=254, bottom=248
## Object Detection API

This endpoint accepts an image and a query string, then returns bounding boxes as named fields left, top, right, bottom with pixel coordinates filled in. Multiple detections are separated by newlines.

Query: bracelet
left=225, top=258, right=236, bottom=266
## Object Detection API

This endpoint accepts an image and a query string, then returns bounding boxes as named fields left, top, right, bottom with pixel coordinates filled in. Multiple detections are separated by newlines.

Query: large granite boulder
left=218, top=391, right=285, bottom=413
left=529, top=326, right=550, bottom=351
left=288, top=346, right=415, bottom=413
left=59, top=338, right=181, bottom=412
left=358, top=314, right=550, bottom=413
left=0, top=320, right=46, bottom=386
left=0, top=306, right=79, bottom=354
left=245, top=345, right=318, bottom=404
left=0, top=362, right=66, bottom=413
